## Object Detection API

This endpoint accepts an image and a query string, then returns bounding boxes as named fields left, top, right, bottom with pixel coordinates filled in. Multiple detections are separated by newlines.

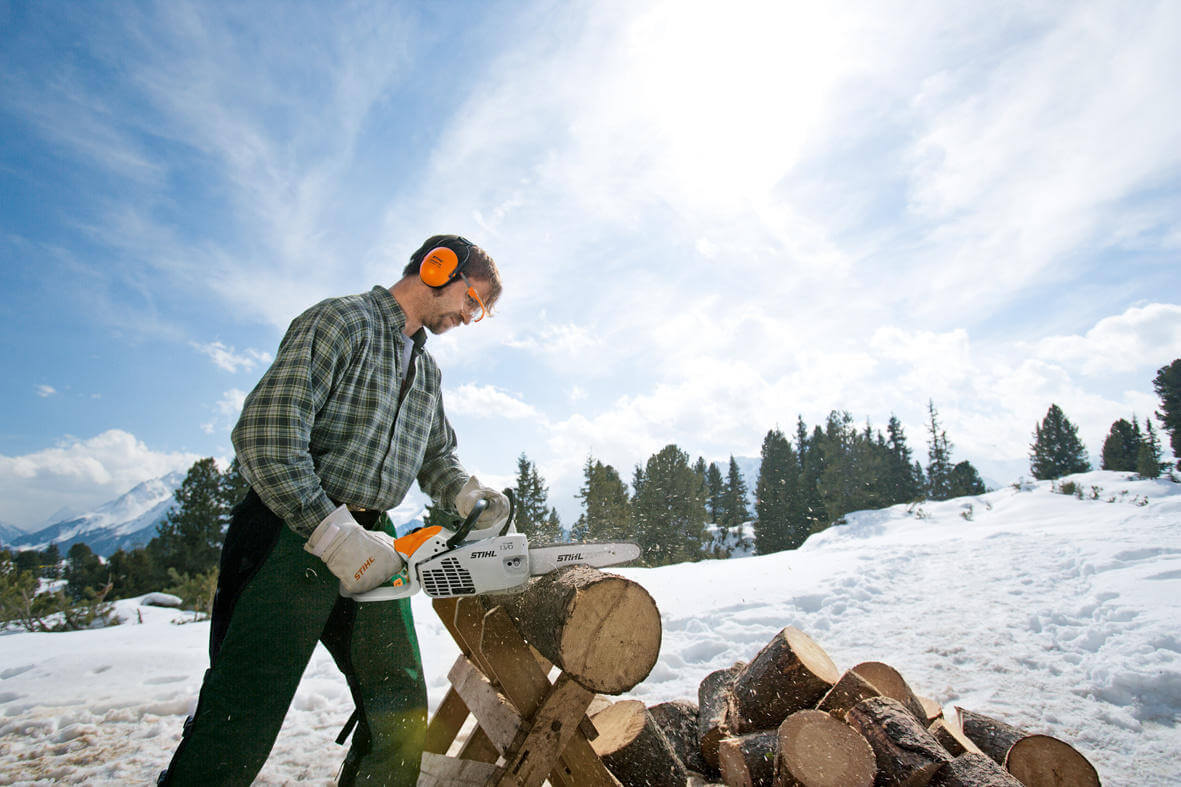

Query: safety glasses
left=458, top=271, right=487, bottom=322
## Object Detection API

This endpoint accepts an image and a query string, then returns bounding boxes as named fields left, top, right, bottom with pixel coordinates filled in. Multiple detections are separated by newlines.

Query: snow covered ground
left=1, top=470, right=1178, bottom=784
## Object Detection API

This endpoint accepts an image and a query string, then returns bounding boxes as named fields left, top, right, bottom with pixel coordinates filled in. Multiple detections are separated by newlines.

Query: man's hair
left=403, top=234, right=503, bottom=309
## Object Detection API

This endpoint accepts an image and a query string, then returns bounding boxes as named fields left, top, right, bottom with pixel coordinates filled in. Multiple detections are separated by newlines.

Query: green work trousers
left=161, top=490, right=426, bottom=786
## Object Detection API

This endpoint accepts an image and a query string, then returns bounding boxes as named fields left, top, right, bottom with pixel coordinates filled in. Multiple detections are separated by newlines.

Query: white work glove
left=304, top=505, right=405, bottom=595
left=454, top=476, right=510, bottom=536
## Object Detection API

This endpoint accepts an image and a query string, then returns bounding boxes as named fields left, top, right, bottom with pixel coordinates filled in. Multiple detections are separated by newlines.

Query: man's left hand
left=455, top=476, right=510, bottom=535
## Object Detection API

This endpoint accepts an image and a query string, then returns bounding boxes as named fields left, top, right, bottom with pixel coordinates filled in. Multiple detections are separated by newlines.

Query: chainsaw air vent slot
left=420, top=556, right=476, bottom=597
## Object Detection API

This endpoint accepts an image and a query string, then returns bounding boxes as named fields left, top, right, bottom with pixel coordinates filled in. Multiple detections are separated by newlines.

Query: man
left=160, top=235, right=509, bottom=785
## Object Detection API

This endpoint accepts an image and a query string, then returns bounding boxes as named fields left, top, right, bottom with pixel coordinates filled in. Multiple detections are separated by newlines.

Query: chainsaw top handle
left=446, top=498, right=487, bottom=548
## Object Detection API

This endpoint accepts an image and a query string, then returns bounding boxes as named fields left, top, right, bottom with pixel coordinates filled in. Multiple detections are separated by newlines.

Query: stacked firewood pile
left=587, top=626, right=1100, bottom=787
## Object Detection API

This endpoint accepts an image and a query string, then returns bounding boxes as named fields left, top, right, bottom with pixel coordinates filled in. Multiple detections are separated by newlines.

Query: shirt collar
left=371, top=285, right=427, bottom=351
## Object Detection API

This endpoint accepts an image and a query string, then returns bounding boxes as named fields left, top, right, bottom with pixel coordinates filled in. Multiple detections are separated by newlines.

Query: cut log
left=928, top=718, right=982, bottom=758
left=928, top=752, right=1021, bottom=787
left=590, top=699, right=688, bottom=787
left=954, top=707, right=1028, bottom=766
left=718, top=730, right=778, bottom=787
left=815, top=669, right=881, bottom=721
left=729, top=627, right=840, bottom=734
left=485, top=565, right=661, bottom=694
left=698, top=661, right=745, bottom=773
left=845, top=697, right=952, bottom=787
left=774, top=709, right=875, bottom=787
left=1004, top=734, right=1100, bottom=787
left=918, top=696, right=943, bottom=725
left=850, top=662, right=928, bottom=723
left=649, top=699, right=708, bottom=776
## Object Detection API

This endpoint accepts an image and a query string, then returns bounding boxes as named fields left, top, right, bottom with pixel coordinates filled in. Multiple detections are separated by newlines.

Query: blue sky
left=1, top=0, right=1179, bottom=529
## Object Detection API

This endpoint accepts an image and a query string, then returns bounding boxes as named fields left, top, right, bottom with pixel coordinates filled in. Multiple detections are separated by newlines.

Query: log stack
left=587, top=624, right=1101, bottom=787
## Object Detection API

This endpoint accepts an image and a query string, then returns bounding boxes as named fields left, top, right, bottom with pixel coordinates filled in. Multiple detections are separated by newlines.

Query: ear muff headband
left=419, top=237, right=474, bottom=289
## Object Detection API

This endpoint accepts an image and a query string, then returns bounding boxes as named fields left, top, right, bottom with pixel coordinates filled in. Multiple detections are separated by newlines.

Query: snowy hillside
left=0, top=471, right=1178, bottom=784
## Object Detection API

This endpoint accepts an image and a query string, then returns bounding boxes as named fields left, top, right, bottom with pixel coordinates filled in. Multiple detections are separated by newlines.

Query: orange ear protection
left=419, top=237, right=474, bottom=289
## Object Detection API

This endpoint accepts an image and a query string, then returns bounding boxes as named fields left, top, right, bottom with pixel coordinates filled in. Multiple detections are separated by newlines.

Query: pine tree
left=885, top=415, right=924, bottom=504
left=704, top=462, right=725, bottom=524
left=1137, top=418, right=1164, bottom=479
left=1101, top=418, right=1140, bottom=471
left=754, top=428, right=804, bottom=554
left=630, top=444, right=707, bottom=566
left=512, top=452, right=558, bottom=541
left=948, top=461, right=987, bottom=497
left=63, top=543, right=106, bottom=600
left=1153, top=359, right=1181, bottom=470
left=573, top=457, right=632, bottom=542
left=720, top=456, right=751, bottom=529
left=1029, top=404, right=1092, bottom=480
left=926, top=400, right=954, bottom=500
left=151, top=458, right=226, bottom=577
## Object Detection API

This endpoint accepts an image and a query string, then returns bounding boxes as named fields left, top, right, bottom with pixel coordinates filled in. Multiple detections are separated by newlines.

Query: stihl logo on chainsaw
left=471, top=550, right=497, bottom=559
left=557, top=553, right=584, bottom=563
left=355, top=557, right=374, bottom=581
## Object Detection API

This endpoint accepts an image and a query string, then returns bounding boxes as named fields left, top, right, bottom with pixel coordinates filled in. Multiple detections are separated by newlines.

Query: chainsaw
left=347, top=491, right=641, bottom=602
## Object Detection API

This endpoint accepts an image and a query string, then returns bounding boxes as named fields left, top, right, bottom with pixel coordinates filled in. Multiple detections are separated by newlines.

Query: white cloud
left=1026, top=303, right=1181, bottom=376
left=446, top=384, right=540, bottom=421
left=36, top=385, right=57, bottom=398
left=201, top=389, right=249, bottom=435
left=192, top=341, right=273, bottom=373
left=0, top=430, right=203, bottom=526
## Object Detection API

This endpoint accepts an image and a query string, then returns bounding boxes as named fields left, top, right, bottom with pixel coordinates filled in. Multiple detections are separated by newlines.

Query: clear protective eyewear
left=458, top=270, right=487, bottom=322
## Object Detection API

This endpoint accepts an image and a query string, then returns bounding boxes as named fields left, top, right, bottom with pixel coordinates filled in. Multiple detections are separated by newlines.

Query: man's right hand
left=304, top=505, right=405, bottom=595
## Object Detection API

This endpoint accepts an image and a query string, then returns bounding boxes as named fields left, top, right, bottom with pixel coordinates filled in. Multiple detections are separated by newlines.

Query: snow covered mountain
left=0, top=520, right=29, bottom=547
left=5, top=472, right=185, bottom=556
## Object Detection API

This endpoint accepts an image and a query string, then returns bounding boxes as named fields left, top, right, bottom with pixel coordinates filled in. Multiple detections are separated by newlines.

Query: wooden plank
left=424, top=685, right=470, bottom=754
left=478, top=604, right=620, bottom=787
left=501, top=673, right=596, bottom=787
left=432, top=599, right=502, bottom=764
left=419, top=752, right=507, bottom=786
left=450, top=655, right=525, bottom=752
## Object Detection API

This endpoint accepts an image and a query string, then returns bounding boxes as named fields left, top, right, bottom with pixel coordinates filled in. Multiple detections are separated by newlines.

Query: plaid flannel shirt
left=231, top=286, right=469, bottom=537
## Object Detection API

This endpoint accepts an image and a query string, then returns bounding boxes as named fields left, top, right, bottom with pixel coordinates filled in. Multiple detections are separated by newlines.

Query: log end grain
left=816, top=669, right=882, bottom=721
left=776, top=709, right=875, bottom=787
left=1004, top=734, right=1100, bottom=787
left=559, top=569, right=662, bottom=694
left=850, top=662, right=928, bottom=723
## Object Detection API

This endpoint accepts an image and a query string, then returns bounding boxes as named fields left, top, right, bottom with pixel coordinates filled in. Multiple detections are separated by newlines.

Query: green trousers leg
left=162, top=492, right=426, bottom=786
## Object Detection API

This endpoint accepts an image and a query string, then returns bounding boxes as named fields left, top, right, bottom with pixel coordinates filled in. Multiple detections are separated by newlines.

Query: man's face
left=423, top=276, right=493, bottom=334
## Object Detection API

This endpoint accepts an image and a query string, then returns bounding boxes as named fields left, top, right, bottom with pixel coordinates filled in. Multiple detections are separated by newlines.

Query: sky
left=1, top=0, right=1179, bottom=530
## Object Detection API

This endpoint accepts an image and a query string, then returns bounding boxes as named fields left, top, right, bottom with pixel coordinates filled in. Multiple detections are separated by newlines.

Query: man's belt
left=330, top=499, right=384, bottom=529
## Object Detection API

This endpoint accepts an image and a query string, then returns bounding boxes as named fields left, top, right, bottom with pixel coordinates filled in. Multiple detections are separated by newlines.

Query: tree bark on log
left=774, top=709, right=875, bottom=787
left=850, top=662, right=928, bottom=723
left=485, top=565, right=661, bottom=694
left=815, top=669, right=881, bottom=721
left=590, top=699, right=688, bottom=787
left=928, top=753, right=1022, bottom=787
left=729, top=627, right=840, bottom=734
left=649, top=699, right=708, bottom=776
left=698, top=661, right=745, bottom=773
left=1004, top=734, right=1100, bottom=787
left=717, top=731, right=778, bottom=787
left=953, top=707, right=1028, bottom=766
left=845, top=697, right=952, bottom=787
